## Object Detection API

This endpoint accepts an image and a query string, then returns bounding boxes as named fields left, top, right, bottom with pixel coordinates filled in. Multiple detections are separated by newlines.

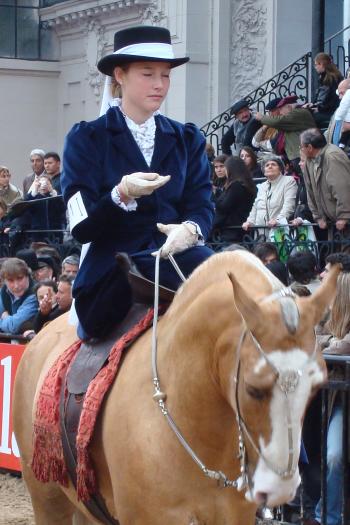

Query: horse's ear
left=303, top=263, right=341, bottom=325
left=227, top=271, right=261, bottom=332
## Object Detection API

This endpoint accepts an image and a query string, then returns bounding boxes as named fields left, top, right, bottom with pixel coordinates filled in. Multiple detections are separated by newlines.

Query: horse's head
left=226, top=263, right=340, bottom=508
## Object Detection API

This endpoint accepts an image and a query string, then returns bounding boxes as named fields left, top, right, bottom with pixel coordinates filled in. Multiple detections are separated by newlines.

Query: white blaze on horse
left=13, top=250, right=338, bottom=525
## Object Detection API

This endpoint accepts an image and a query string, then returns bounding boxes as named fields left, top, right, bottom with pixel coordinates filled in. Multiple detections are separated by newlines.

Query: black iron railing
left=207, top=224, right=350, bottom=269
left=201, top=52, right=312, bottom=154
left=324, top=24, right=350, bottom=78
left=202, top=24, right=350, bottom=154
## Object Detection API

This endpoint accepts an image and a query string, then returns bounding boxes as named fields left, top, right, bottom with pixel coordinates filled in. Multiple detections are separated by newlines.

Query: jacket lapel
left=151, top=115, right=178, bottom=170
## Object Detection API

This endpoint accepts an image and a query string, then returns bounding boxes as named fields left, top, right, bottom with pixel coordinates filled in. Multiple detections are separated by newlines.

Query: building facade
left=0, top=0, right=347, bottom=183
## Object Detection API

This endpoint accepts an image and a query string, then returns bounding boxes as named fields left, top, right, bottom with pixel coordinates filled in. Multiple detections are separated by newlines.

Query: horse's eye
left=246, top=385, right=267, bottom=400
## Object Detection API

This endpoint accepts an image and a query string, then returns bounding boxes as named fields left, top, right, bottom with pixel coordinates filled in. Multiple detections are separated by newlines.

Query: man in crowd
left=300, top=128, right=350, bottom=235
left=0, top=258, right=38, bottom=334
left=33, top=275, right=73, bottom=334
left=255, top=95, right=316, bottom=163
left=23, top=149, right=45, bottom=197
left=61, top=254, right=79, bottom=278
left=26, top=152, right=66, bottom=237
left=221, top=99, right=260, bottom=155
left=287, top=250, right=320, bottom=293
left=326, top=78, right=350, bottom=146
left=253, top=242, right=279, bottom=265
left=56, top=274, right=73, bottom=312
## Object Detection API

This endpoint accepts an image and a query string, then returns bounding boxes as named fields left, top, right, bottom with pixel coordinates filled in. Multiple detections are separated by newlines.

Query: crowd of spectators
left=209, top=53, right=350, bottom=250
left=0, top=146, right=80, bottom=338
left=0, top=246, right=78, bottom=337
left=208, top=57, right=350, bottom=522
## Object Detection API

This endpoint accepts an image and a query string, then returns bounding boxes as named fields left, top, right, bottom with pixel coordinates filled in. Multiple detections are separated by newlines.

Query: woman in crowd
left=242, top=154, right=297, bottom=233
left=309, top=268, right=350, bottom=525
left=239, top=146, right=263, bottom=179
left=212, top=156, right=256, bottom=242
left=211, top=154, right=228, bottom=201
left=62, top=25, right=214, bottom=340
left=303, top=52, right=342, bottom=127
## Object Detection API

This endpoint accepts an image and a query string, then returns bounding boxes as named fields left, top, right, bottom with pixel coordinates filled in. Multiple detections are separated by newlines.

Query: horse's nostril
left=255, top=491, right=268, bottom=505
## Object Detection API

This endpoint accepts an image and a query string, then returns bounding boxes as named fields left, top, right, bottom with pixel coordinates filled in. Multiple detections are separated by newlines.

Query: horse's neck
left=156, top=279, right=240, bottom=447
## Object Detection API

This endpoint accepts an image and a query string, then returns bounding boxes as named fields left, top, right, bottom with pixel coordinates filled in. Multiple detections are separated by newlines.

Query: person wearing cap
left=255, top=95, right=316, bottom=163
left=62, top=25, right=214, bottom=340
left=23, top=149, right=46, bottom=198
left=242, top=154, right=297, bottom=233
left=221, top=98, right=260, bottom=155
left=35, top=255, right=58, bottom=282
left=251, top=97, right=282, bottom=153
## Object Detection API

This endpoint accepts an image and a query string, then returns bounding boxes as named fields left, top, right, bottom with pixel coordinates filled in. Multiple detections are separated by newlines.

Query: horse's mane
left=169, top=250, right=283, bottom=313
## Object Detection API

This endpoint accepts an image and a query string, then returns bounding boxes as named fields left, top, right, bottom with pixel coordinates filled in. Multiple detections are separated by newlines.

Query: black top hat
left=231, top=99, right=250, bottom=115
left=98, top=26, right=189, bottom=77
left=16, top=249, right=39, bottom=272
left=265, top=97, right=282, bottom=111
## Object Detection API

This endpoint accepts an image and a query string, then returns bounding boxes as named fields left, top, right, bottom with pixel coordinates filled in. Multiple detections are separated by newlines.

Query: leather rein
left=151, top=251, right=316, bottom=492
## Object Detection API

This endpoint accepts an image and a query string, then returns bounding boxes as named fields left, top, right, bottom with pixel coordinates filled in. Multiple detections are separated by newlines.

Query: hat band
left=113, top=42, right=174, bottom=60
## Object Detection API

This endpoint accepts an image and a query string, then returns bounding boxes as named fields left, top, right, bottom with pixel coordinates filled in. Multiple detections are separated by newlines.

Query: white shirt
left=334, top=89, right=350, bottom=122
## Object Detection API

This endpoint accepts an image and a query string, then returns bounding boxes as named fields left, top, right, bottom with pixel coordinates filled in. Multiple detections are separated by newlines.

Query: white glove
left=156, top=222, right=199, bottom=258
left=118, top=172, right=170, bottom=199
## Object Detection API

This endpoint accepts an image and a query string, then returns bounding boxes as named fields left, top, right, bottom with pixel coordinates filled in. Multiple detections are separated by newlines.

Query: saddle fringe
left=31, top=340, right=82, bottom=486
left=31, top=308, right=159, bottom=502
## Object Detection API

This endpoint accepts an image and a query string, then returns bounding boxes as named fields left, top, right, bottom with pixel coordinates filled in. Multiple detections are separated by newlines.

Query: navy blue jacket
left=62, top=107, right=214, bottom=291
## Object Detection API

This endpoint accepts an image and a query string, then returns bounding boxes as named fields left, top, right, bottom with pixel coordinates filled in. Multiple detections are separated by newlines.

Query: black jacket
left=212, top=181, right=256, bottom=241
left=313, top=72, right=341, bottom=114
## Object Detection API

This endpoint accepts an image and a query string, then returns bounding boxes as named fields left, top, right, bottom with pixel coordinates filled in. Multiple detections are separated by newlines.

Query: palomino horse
left=13, top=250, right=339, bottom=525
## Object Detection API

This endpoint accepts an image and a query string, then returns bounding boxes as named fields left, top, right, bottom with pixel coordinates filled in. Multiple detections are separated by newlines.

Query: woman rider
left=61, top=26, right=214, bottom=340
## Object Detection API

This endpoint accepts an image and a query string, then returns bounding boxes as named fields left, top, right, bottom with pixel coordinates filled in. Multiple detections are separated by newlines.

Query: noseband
left=151, top=253, right=316, bottom=492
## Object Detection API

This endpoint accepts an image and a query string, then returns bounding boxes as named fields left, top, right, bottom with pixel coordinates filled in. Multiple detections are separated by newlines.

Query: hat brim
left=97, top=54, right=190, bottom=76
left=231, top=100, right=250, bottom=115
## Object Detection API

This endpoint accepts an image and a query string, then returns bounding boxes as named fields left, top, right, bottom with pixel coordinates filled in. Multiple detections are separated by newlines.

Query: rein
left=151, top=252, right=315, bottom=492
left=151, top=251, right=238, bottom=488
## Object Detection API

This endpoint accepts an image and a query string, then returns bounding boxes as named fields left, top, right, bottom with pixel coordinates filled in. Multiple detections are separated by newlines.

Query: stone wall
left=0, top=0, right=333, bottom=183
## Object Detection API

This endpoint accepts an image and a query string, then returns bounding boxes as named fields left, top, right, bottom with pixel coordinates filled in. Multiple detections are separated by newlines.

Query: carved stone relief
left=84, top=20, right=107, bottom=101
left=139, top=0, right=167, bottom=25
left=230, top=0, right=268, bottom=101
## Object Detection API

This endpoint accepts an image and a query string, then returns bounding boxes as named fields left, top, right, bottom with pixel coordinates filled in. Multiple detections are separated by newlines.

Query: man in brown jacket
left=300, top=128, right=350, bottom=234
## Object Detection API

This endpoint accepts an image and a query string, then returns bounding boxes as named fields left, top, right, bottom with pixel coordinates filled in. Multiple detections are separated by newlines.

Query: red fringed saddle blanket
left=31, top=308, right=156, bottom=501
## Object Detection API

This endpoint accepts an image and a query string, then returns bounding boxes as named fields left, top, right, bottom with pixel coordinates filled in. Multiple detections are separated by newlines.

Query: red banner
left=0, top=342, right=25, bottom=471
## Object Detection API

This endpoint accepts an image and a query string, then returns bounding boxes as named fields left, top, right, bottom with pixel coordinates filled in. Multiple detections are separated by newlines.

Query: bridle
left=151, top=251, right=317, bottom=491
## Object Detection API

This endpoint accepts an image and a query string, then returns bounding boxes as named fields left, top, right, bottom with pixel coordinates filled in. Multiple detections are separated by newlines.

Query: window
left=40, top=0, right=68, bottom=6
left=0, top=0, right=59, bottom=59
